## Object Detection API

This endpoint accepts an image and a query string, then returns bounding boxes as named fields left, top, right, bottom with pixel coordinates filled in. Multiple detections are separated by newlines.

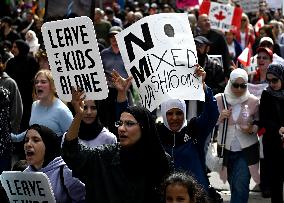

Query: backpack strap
left=60, top=165, right=72, bottom=200
left=220, top=93, right=228, bottom=157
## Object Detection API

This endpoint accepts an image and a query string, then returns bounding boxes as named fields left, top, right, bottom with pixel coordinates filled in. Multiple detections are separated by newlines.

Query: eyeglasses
left=241, top=19, right=247, bottom=22
left=232, top=83, right=247, bottom=89
left=256, top=56, right=270, bottom=60
left=266, top=78, right=279, bottom=84
left=115, top=120, right=139, bottom=128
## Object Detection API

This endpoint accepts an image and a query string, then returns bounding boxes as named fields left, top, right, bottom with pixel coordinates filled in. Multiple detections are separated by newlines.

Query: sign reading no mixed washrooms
left=41, top=16, right=108, bottom=101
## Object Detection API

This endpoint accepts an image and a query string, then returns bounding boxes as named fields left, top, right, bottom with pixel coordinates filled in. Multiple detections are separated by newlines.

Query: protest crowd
left=0, top=0, right=284, bottom=203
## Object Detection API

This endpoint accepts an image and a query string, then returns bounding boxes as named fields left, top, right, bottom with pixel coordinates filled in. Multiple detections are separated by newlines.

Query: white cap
left=260, top=37, right=274, bottom=45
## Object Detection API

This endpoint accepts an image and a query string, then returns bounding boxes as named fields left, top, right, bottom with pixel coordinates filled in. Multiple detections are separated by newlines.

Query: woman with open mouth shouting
left=11, top=69, right=73, bottom=145
left=24, top=124, right=85, bottom=202
left=62, top=86, right=171, bottom=203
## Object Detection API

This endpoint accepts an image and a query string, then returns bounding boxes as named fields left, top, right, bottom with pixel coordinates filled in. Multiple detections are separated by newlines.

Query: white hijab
left=224, top=68, right=250, bottom=106
left=160, top=99, right=187, bottom=132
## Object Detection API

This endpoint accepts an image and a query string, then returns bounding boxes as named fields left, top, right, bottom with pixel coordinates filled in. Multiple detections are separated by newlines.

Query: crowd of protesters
left=0, top=0, right=284, bottom=203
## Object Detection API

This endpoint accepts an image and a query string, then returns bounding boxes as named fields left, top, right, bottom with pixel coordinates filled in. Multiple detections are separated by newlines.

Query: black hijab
left=14, top=39, right=30, bottom=58
left=25, top=124, right=61, bottom=168
left=120, top=106, right=170, bottom=185
left=266, top=64, right=284, bottom=100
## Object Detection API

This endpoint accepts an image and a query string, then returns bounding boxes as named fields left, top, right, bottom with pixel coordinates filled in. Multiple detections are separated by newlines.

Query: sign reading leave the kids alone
left=116, top=13, right=204, bottom=111
left=1, top=171, right=56, bottom=203
left=41, top=16, right=108, bottom=101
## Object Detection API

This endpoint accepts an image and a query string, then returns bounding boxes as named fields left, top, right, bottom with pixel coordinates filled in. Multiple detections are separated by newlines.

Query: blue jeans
left=227, top=151, right=251, bottom=203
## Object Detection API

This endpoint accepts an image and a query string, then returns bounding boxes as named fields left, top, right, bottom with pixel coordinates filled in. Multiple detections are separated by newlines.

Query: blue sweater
left=12, top=98, right=73, bottom=142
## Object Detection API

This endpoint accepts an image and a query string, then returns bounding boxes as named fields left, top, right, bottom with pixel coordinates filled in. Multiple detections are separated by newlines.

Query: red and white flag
left=254, top=18, right=264, bottom=36
left=199, top=0, right=243, bottom=32
left=237, top=44, right=252, bottom=67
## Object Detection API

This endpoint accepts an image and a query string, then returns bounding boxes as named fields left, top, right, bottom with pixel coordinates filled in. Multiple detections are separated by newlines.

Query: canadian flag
left=199, top=0, right=243, bottom=32
left=254, top=18, right=265, bottom=36
left=237, top=43, right=252, bottom=67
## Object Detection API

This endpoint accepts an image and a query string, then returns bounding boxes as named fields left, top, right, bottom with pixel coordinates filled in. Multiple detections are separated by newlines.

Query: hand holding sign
left=194, top=64, right=206, bottom=89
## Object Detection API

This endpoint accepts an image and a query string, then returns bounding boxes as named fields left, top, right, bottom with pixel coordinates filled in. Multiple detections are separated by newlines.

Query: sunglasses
left=115, top=120, right=139, bottom=128
left=266, top=78, right=279, bottom=84
left=232, top=83, right=247, bottom=89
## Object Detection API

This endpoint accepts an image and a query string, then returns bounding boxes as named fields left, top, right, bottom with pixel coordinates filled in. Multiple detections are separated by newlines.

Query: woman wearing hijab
left=259, top=64, right=284, bottom=203
left=24, top=124, right=85, bottom=202
left=215, top=68, right=260, bottom=203
left=25, top=30, right=40, bottom=57
left=62, top=87, right=171, bottom=203
left=157, top=76, right=219, bottom=195
left=76, top=100, right=117, bottom=148
left=5, top=39, right=39, bottom=131
left=112, top=66, right=220, bottom=199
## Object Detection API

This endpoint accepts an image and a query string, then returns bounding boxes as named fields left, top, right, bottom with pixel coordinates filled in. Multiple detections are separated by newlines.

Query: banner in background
left=176, top=0, right=199, bottom=9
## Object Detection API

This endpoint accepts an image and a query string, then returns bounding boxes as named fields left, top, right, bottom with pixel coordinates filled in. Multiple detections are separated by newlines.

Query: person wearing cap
left=93, top=8, right=112, bottom=47
left=99, top=26, right=132, bottom=134
left=194, top=36, right=226, bottom=95
left=196, top=14, right=231, bottom=79
left=0, top=16, right=20, bottom=44
left=259, top=37, right=284, bottom=66
left=250, top=47, right=273, bottom=84
left=259, top=64, right=284, bottom=203
left=248, top=37, right=284, bottom=76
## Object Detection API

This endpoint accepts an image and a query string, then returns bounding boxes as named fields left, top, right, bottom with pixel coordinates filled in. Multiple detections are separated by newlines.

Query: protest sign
left=248, top=83, right=268, bottom=99
left=116, top=13, right=204, bottom=111
left=1, top=171, right=56, bottom=203
left=199, top=1, right=242, bottom=32
left=41, top=16, right=108, bottom=101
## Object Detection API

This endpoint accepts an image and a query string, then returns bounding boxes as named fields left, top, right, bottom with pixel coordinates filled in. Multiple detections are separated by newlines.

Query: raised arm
left=111, top=69, right=133, bottom=103
left=65, top=87, right=85, bottom=141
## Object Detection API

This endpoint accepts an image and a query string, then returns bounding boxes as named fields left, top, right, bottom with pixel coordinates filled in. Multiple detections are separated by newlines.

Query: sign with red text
left=116, top=13, right=204, bottom=112
left=199, top=1, right=242, bottom=32
left=1, top=171, right=56, bottom=203
left=41, top=16, right=108, bottom=101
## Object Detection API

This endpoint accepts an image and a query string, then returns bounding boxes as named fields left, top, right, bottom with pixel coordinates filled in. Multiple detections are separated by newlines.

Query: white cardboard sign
left=41, top=16, right=108, bottom=101
left=116, top=13, right=204, bottom=111
left=1, top=171, right=56, bottom=203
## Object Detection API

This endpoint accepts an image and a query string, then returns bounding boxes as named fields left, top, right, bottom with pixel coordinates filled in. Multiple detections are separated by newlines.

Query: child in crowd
left=162, top=171, right=209, bottom=203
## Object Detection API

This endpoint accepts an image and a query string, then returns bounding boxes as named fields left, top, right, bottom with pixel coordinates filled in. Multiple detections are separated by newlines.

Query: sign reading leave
left=41, top=16, right=108, bottom=101
left=1, top=171, right=56, bottom=203
left=199, top=1, right=242, bottom=32
left=116, top=13, right=204, bottom=111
